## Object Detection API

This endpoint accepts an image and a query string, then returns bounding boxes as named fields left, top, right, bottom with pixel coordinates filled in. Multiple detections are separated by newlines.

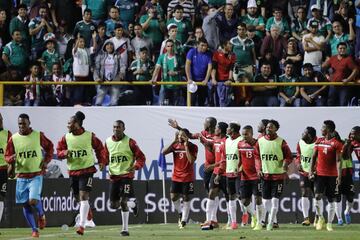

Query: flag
left=158, top=138, right=167, bottom=172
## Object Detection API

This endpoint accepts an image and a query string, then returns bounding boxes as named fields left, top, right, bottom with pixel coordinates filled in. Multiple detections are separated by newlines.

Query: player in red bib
left=257, top=119, right=269, bottom=139
left=200, top=122, right=229, bottom=230
left=295, top=126, right=317, bottom=226
left=238, top=125, right=263, bottom=230
left=339, top=126, right=360, bottom=225
left=309, top=120, right=343, bottom=232
left=162, top=128, right=198, bottom=229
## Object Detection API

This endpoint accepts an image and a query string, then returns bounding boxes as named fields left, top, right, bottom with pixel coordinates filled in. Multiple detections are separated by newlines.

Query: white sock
left=181, top=201, right=190, bottom=222
left=226, top=202, right=231, bottom=224
left=262, top=199, right=271, bottom=223
left=79, top=200, right=90, bottom=227
left=173, top=199, right=182, bottom=214
left=0, top=201, right=4, bottom=222
left=206, top=199, right=215, bottom=222
left=269, top=198, right=279, bottom=225
left=344, top=201, right=353, bottom=215
left=121, top=211, right=129, bottom=232
left=315, top=199, right=324, bottom=217
left=335, top=201, right=343, bottom=221
left=328, top=202, right=335, bottom=224
left=256, top=204, right=263, bottom=224
left=245, top=201, right=255, bottom=216
left=239, top=199, right=246, bottom=213
left=211, top=197, right=219, bottom=222
left=301, top=197, right=310, bottom=218
left=229, top=200, right=237, bottom=223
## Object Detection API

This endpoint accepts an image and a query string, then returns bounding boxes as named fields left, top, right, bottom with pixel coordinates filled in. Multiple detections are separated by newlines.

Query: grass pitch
left=1, top=224, right=360, bottom=240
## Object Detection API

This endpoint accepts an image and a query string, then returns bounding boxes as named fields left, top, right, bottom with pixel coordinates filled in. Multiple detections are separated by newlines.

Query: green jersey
left=156, top=53, right=181, bottom=89
left=130, top=58, right=154, bottom=81
left=166, top=18, right=193, bottom=44
left=240, top=14, right=265, bottom=38
left=230, top=36, right=254, bottom=66
left=41, top=50, right=61, bottom=74
left=278, top=74, right=298, bottom=97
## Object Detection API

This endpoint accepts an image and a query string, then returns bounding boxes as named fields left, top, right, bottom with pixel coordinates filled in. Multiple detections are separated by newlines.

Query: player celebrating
left=103, top=120, right=145, bottom=236
left=200, top=122, right=229, bottom=230
left=162, top=128, right=198, bottom=229
left=254, top=120, right=292, bottom=231
left=335, top=127, right=359, bottom=225
left=0, top=113, right=11, bottom=225
left=238, top=125, right=263, bottom=230
left=309, top=120, right=343, bottom=232
left=295, top=127, right=317, bottom=226
left=219, top=122, right=242, bottom=230
left=5, top=113, right=53, bottom=238
left=56, top=111, right=105, bottom=235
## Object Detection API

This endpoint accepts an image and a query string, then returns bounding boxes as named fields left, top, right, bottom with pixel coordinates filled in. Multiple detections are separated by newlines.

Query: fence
left=0, top=81, right=359, bottom=107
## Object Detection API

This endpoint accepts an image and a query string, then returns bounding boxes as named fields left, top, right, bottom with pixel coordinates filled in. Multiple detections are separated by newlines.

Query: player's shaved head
left=206, top=117, right=217, bottom=128
left=115, top=120, right=125, bottom=128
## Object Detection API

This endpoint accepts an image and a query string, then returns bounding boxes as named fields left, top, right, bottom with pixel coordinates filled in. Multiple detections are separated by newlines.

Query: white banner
left=1, top=107, right=359, bottom=180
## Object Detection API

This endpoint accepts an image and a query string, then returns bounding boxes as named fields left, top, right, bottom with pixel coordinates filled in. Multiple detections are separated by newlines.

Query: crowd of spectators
left=0, top=0, right=359, bottom=107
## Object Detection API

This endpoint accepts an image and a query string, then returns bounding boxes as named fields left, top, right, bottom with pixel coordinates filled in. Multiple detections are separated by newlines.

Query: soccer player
left=0, top=113, right=11, bottom=225
left=335, top=127, right=359, bottom=225
left=238, top=125, right=263, bottom=230
left=56, top=111, right=105, bottom=235
left=254, top=119, right=292, bottom=231
left=257, top=119, right=269, bottom=139
left=5, top=113, right=54, bottom=238
left=219, top=122, right=242, bottom=230
left=200, top=122, right=229, bottom=230
left=309, top=120, right=343, bottom=231
left=103, top=120, right=145, bottom=236
left=162, top=128, right=198, bottom=229
left=168, top=117, right=217, bottom=225
left=295, top=126, right=317, bottom=226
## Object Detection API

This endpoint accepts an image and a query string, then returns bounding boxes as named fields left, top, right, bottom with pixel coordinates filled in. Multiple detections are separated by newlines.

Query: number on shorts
left=189, top=183, right=194, bottom=192
left=350, top=184, right=355, bottom=193
left=86, top=177, right=93, bottom=188
left=277, top=183, right=283, bottom=193
left=124, top=184, right=131, bottom=194
left=1, top=183, right=6, bottom=192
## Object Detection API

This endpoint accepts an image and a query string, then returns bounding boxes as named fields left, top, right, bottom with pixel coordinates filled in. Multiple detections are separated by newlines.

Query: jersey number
left=245, top=151, right=253, bottom=159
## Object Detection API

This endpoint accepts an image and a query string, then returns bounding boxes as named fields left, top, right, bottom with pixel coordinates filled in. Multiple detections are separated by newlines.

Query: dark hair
left=180, top=128, right=191, bottom=138
left=140, top=47, right=148, bottom=52
left=333, top=131, right=342, bottom=141
left=306, top=126, right=316, bottom=139
left=207, top=117, right=217, bottom=128
left=19, top=113, right=30, bottom=120
left=302, top=63, right=313, bottom=69
left=17, top=4, right=27, bottom=10
left=238, top=22, right=247, bottom=29
left=260, top=61, right=272, bottom=68
left=174, top=5, right=184, bottom=11
left=268, top=119, right=280, bottom=130
left=29, top=61, right=40, bottom=69
left=134, top=23, right=142, bottom=28
left=220, top=40, right=231, bottom=47
left=324, top=120, right=336, bottom=132
left=218, top=122, right=228, bottom=135
left=115, top=120, right=125, bottom=127
left=273, top=7, right=282, bottom=12
left=109, top=5, right=119, bottom=12
left=165, top=39, right=174, bottom=45
left=84, top=8, right=92, bottom=15
left=197, top=37, right=208, bottom=45
left=352, top=126, right=360, bottom=133
left=38, top=4, right=48, bottom=10
left=243, top=125, right=253, bottom=133
left=229, top=122, right=241, bottom=133
left=337, top=42, right=347, bottom=49
left=261, top=119, right=269, bottom=127
left=114, top=23, right=123, bottom=30
left=284, top=60, right=294, bottom=66
left=97, top=21, right=106, bottom=29
left=11, top=29, right=21, bottom=35
left=74, top=111, right=86, bottom=127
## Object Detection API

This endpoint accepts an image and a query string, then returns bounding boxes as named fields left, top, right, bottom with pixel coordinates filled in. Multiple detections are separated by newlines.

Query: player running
left=238, top=125, right=263, bottom=230
left=162, top=128, right=198, bottom=229
left=254, top=120, right=292, bottom=231
left=200, top=122, right=229, bottom=230
left=295, top=127, right=317, bottom=226
left=334, top=127, right=358, bottom=225
left=103, top=120, right=145, bottom=236
left=5, top=113, right=54, bottom=238
left=309, top=120, right=343, bottom=232
left=56, top=111, right=105, bottom=235
left=219, top=122, right=242, bottom=230
left=0, top=113, right=11, bottom=225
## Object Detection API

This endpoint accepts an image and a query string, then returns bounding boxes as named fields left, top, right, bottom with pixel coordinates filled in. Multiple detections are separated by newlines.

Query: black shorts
left=262, top=179, right=284, bottom=199
left=240, top=180, right=262, bottom=199
left=203, top=170, right=213, bottom=193
left=314, top=176, right=336, bottom=200
left=171, top=181, right=194, bottom=195
left=337, top=173, right=355, bottom=199
left=70, top=173, right=94, bottom=195
left=110, top=178, right=133, bottom=202
left=209, top=173, right=228, bottom=195
left=226, top=177, right=239, bottom=196
left=0, top=169, right=7, bottom=198
left=299, top=175, right=314, bottom=190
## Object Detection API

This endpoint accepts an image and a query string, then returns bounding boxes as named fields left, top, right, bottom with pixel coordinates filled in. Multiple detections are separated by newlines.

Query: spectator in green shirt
left=40, top=33, right=61, bottom=75
left=278, top=61, right=300, bottom=107
left=166, top=5, right=193, bottom=44
left=2, top=29, right=29, bottom=74
left=73, top=9, right=96, bottom=48
left=265, top=8, right=290, bottom=39
left=9, top=4, right=30, bottom=51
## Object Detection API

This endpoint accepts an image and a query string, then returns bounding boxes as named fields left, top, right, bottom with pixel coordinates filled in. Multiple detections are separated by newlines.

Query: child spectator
left=24, top=61, right=42, bottom=106
left=45, top=62, right=71, bottom=106
left=40, top=33, right=61, bottom=75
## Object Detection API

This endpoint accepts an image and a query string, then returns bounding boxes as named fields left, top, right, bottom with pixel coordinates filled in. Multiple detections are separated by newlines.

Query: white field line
left=9, top=225, right=143, bottom=240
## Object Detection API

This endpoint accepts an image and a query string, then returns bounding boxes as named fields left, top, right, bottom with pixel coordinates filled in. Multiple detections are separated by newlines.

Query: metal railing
left=0, top=81, right=359, bottom=107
